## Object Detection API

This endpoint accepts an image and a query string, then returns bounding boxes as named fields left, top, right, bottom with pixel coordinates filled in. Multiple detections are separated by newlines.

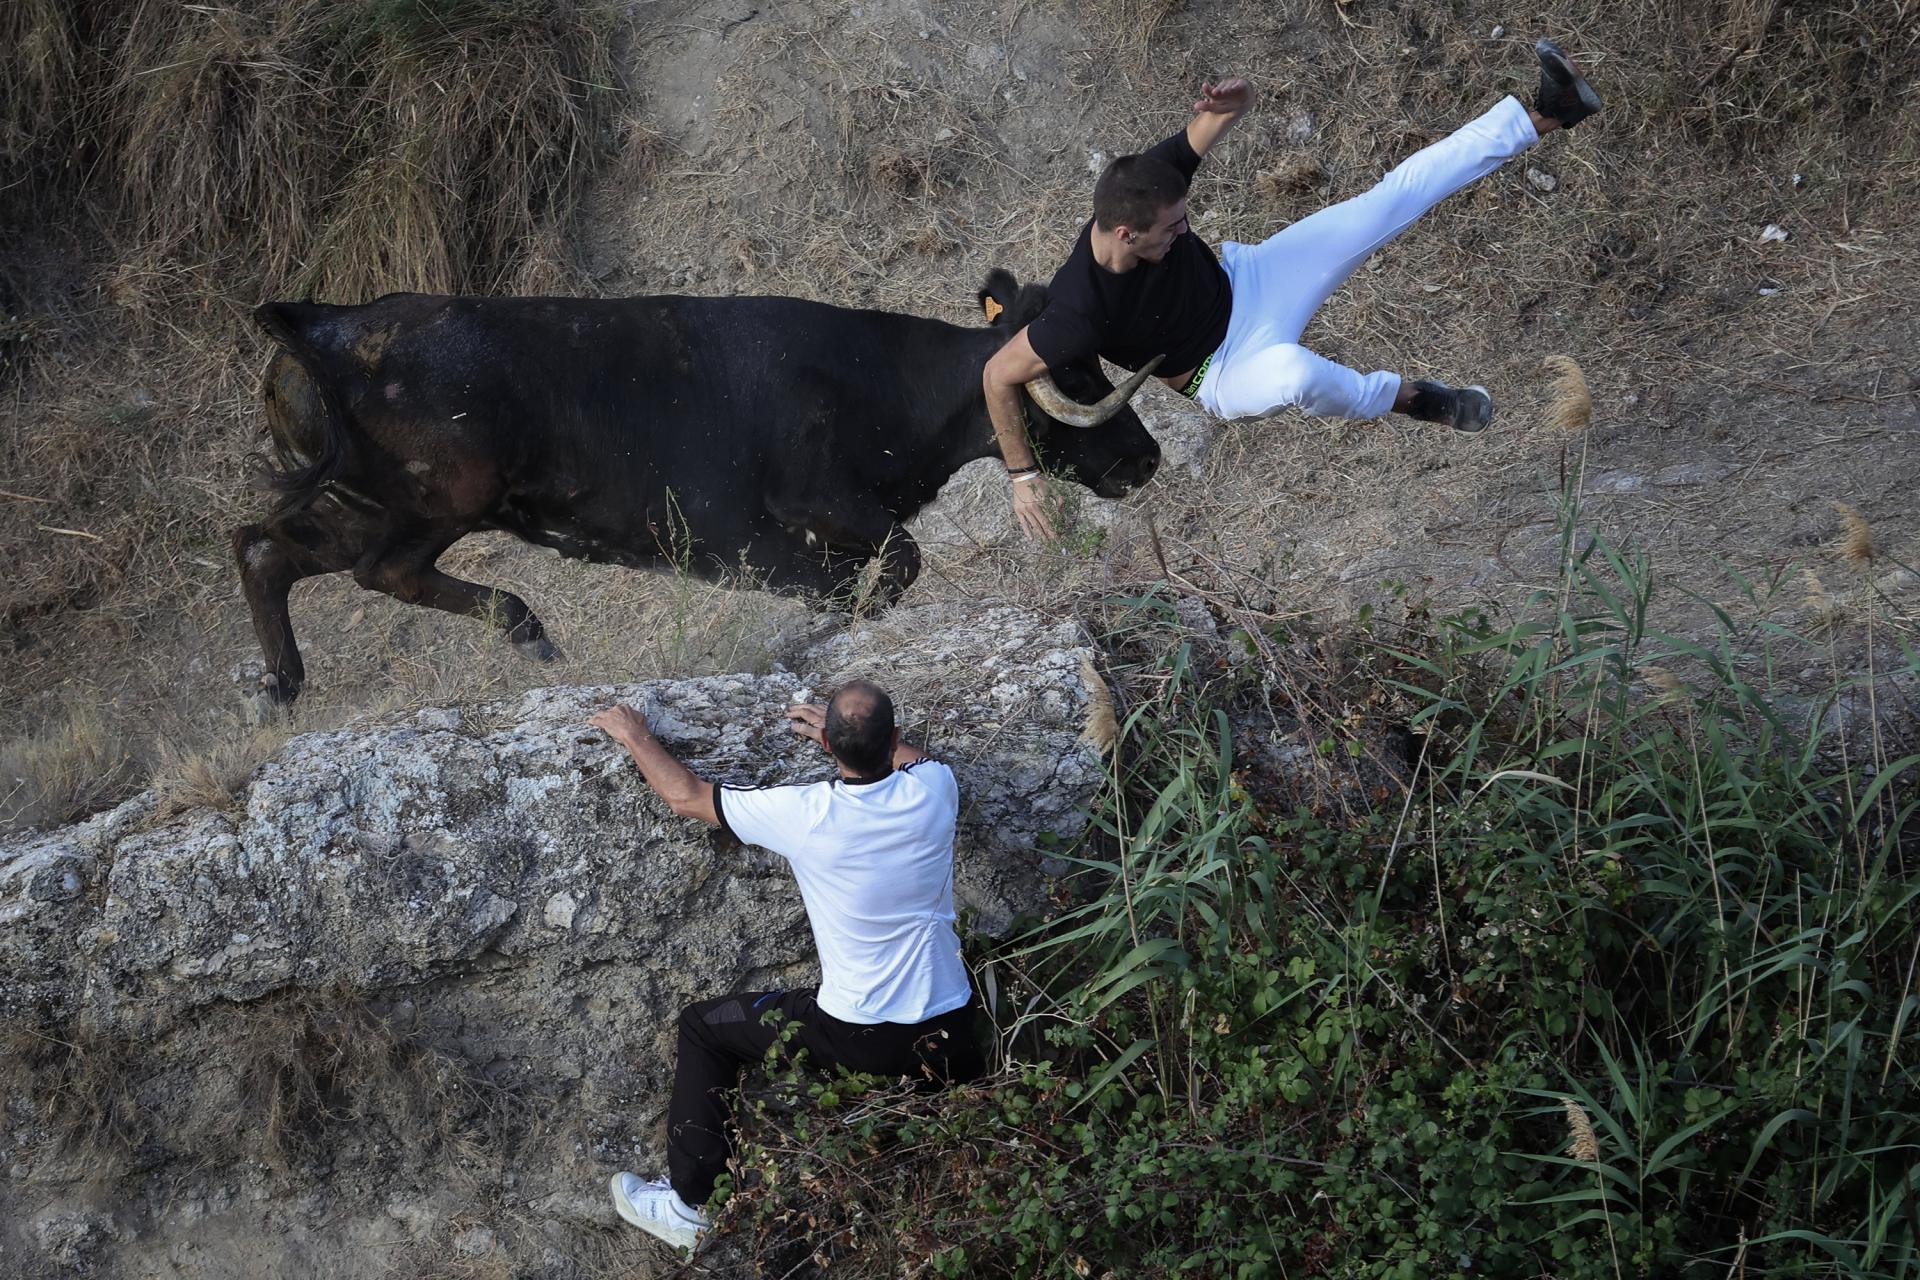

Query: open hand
left=1194, top=77, right=1253, bottom=115
left=589, top=704, right=650, bottom=745
left=786, top=702, right=828, bottom=748
left=1012, top=476, right=1060, bottom=542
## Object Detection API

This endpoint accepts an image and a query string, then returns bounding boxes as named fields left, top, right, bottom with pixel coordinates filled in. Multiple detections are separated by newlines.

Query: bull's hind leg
left=233, top=495, right=383, bottom=705
left=765, top=493, right=922, bottom=608
left=352, top=532, right=560, bottom=662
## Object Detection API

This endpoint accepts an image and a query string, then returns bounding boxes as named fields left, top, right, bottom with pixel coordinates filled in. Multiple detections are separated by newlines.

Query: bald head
left=825, top=680, right=895, bottom=777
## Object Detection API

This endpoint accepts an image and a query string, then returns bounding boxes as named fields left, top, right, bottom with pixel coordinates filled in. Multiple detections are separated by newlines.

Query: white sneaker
left=609, top=1172, right=710, bottom=1252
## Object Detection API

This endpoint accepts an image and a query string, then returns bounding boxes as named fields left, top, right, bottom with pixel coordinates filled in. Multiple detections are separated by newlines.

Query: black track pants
left=666, top=987, right=984, bottom=1207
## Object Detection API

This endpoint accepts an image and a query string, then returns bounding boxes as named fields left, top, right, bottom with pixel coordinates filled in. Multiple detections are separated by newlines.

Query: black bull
left=233, top=269, right=1161, bottom=704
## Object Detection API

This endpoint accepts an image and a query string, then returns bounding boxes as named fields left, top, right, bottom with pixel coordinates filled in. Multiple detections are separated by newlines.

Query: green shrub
left=723, top=508, right=1920, bottom=1277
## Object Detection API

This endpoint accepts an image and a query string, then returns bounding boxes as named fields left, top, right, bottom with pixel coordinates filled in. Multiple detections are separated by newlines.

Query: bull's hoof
left=242, top=672, right=300, bottom=725
left=513, top=633, right=562, bottom=663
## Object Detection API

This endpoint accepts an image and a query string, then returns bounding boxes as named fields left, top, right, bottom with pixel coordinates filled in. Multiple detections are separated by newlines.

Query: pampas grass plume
left=1833, top=502, right=1874, bottom=568
left=1080, top=655, right=1118, bottom=754
left=1542, top=355, right=1593, bottom=433
left=1642, top=665, right=1685, bottom=706
left=1564, top=1097, right=1601, bottom=1162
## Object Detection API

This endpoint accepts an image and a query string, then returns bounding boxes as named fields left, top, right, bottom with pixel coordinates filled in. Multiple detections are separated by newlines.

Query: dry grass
left=194, top=985, right=480, bottom=1173
left=3, top=985, right=506, bottom=1195
left=91, top=0, right=615, bottom=309
left=0, top=1021, right=150, bottom=1188
left=0, top=704, right=138, bottom=834
left=151, top=726, right=287, bottom=819
left=1255, top=156, right=1328, bottom=204
left=0, top=0, right=77, bottom=165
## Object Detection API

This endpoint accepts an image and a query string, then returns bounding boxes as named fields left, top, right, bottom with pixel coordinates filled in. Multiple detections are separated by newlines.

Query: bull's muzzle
left=1024, top=354, right=1165, bottom=429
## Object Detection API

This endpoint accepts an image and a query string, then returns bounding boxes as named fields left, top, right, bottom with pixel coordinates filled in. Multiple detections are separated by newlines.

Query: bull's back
left=256, top=291, right=957, bottom=548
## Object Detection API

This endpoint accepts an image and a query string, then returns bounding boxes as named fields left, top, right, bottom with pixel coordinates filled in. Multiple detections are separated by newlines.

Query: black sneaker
left=1535, top=38, right=1603, bottom=129
left=1406, top=380, right=1495, bottom=433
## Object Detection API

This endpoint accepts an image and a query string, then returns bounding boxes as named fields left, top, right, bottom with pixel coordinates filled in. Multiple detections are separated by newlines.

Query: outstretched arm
left=982, top=329, right=1061, bottom=543
left=590, top=704, right=720, bottom=825
left=1185, top=78, right=1255, bottom=157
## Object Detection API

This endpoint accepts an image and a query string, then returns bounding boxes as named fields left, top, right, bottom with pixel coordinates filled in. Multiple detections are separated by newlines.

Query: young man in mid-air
left=984, top=39, right=1603, bottom=540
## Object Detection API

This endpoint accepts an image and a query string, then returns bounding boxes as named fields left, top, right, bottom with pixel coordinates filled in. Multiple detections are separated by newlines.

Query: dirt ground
left=3, top=0, right=1916, bottom=817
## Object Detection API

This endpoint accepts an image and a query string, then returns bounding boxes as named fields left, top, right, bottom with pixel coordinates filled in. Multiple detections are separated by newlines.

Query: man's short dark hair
left=826, top=680, right=895, bottom=778
left=1093, top=153, right=1189, bottom=233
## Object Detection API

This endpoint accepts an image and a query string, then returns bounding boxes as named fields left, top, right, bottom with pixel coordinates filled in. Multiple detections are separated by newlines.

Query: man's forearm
left=1185, top=79, right=1256, bottom=157
left=893, top=739, right=928, bottom=769
left=985, top=376, right=1037, bottom=470
left=1186, top=107, right=1247, bottom=157
left=614, top=729, right=717, bottom=823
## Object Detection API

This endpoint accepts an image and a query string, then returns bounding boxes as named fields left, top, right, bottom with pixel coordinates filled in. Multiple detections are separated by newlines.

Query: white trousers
left=1195, top=95, right=1539, bottom=422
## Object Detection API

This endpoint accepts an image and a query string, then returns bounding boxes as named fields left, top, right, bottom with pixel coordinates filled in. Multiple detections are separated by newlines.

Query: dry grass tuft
left=88, top=0, right=617, bottom=308
left=3, top=986, right=506, bottom=1195
left=1564, top=1097, right=1601, bottom=1162
left=1542, top=356, right=1594, bottom=434
left=1255, top=157, right=1327, bottom=204
left=0, top=705, right=139, bottom=835
left=182, top=985, right=487, bottom=1174
left=867, top=145, right=933, bottom=198
left=152, top=726, right=287, bottom=819
left=1833, top=502, right=1875, bottom=569
left=1081, top=655, right=1119, bottom=754
left=0, top=1021, right=150, bottom=1187
left=0, top=0, right=76, bottom=164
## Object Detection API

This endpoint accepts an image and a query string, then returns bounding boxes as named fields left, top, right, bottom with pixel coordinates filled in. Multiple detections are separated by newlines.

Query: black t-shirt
left=1026, top=130, right=1232, bottom=378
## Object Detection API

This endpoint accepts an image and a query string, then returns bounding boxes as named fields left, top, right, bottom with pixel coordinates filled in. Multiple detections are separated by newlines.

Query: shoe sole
left=1455, top=386, right=1495, bottom=433
left=1536, top=40, right=1603, bottom=123
left=609, top=1175, right=702, bottom=1253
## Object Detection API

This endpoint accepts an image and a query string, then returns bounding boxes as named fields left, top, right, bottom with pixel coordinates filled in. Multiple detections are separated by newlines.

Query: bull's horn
left=1024, top=354, right=1166, bottom=429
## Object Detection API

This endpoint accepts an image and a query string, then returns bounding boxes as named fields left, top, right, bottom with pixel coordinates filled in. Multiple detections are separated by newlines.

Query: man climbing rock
left=984, top=39, right=1603, bottom=540
left=588, top=681, right=983, bottom=1253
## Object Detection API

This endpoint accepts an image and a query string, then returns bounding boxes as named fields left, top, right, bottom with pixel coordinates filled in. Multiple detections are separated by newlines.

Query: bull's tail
left=252, top=301, right=359, bottom=513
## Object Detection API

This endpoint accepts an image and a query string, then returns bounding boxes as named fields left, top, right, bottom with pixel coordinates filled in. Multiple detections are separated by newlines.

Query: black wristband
left=1005, top=464, right=1041, bottom=477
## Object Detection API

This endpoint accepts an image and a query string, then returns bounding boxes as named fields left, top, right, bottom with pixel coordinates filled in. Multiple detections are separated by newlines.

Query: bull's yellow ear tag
left=983, top=296, right=1003, bottom=323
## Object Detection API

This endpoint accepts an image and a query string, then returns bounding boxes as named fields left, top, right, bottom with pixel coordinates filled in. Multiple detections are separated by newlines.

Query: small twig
left=38, top=525, right=103, bottom=541
left=2, top=489, right=54, bottom=503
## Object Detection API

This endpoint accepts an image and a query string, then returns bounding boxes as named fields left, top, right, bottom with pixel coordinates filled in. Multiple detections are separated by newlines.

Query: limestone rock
left=5, top=605, right=1097, bottom=1031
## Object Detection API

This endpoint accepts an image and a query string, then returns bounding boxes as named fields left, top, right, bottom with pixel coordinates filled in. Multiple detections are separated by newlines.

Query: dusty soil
left=0, top=0, right=1917, bottom=1270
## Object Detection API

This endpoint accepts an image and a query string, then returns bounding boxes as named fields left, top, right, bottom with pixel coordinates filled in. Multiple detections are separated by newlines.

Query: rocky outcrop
left=0, top=605, right=1106, bottom=1278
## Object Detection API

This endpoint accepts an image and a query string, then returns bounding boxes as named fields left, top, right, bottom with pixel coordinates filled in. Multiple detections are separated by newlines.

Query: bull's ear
left=976, top=268, right=1021, bottom=327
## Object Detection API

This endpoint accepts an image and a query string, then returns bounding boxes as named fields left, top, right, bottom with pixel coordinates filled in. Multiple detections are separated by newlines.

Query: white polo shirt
left=715, top=759, right=972, bottom=1026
